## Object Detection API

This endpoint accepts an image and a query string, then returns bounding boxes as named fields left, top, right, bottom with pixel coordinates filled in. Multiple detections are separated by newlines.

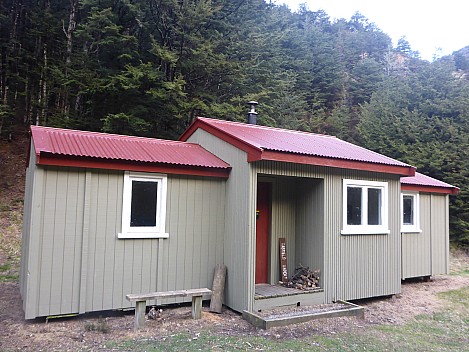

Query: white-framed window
left=341, top=179, right=389, bottom=235
left=118, top=171, right=168, bottom=239
left=401, top=192, right=421, bottom=233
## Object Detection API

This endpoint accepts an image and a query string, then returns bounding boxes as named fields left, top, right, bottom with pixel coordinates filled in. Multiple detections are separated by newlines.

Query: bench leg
left=134, top=300, right=146, bottom=330
left=192, top=295, right=203, bottom=319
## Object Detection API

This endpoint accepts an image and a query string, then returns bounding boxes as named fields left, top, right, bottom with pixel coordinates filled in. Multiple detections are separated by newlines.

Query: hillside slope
left=0, top=128, right=28, bottom=281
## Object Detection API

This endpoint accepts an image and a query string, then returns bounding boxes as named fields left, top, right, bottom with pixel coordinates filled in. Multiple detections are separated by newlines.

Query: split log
left=209, top=264, right=227, bottom=313
left=280, top=264, right=321, bottom=291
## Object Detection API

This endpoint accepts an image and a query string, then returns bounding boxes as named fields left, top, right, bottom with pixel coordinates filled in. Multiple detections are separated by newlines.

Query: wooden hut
left=21, top=118, right=458, bottom=319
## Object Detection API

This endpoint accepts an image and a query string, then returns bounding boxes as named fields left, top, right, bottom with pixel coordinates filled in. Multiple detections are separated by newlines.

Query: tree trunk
left=36, top=45, right=48, bottom=126
left=63, top=0, right=78, bottom=117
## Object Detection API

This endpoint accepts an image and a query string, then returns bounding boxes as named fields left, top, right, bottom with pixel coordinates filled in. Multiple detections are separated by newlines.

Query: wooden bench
left=126, top=288, right=212, bottom=330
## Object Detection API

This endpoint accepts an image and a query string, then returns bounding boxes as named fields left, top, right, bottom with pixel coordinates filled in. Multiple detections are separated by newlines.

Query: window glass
left=342, top=179, right=389, bottom=235
left=347, top=187, right=362, bottom=225
left=367, top=188, right=382, bottom=225
left=403, top=195, right=414, bottom=225
left=130, top=181, right=158, bottom=227
left=119, top=172, right=168, bottom=239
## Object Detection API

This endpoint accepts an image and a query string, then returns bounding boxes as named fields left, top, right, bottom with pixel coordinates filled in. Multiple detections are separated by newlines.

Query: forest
left=1, top=0, right=469, bottom=246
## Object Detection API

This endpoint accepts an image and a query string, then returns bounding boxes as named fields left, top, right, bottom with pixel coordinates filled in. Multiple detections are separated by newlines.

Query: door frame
left=255, top=180, right=272, bottom=284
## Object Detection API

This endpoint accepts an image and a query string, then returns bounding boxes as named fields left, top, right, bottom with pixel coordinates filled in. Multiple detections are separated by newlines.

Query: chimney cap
left=247, top=101, right=258, bottom=124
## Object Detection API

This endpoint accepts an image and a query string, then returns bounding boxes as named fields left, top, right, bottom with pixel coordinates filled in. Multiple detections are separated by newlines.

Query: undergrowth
left=84, top=317, right=110, bottom=334
left=0, top=207, right=22, bottom=283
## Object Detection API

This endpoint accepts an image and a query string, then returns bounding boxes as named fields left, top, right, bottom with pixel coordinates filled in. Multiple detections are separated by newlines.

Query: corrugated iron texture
left=401, top=171, right=457, bottom=189
left=254, top=161, right=402, bottom=304
left=31, top=125, right=230, bottom=169
left=21, top=165, right=87, bottom=318
left=20, top=143, right=40, bottom=306
left=20, top=152, right=226, bottom=318
left=159, top=174, right=225, bottom=304
left=401, top=194, right=432, bottom=279
left=401, top=193, right=450, bottom=279
left=253, top=174, right=325, bottom=287
left=295, top=178, right=324, bottom=287
left=188, top=126, right=404, bottom=310
left=431, top=194, right=449, bottom=274
left=267, top=177, right=297, bottom=284
left=187, top=128, right=255, bottom=312
left=197, top=117, right=411, bottom=167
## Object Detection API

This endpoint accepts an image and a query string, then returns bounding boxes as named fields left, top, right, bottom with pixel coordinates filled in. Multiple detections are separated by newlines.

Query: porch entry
left=253, top=176, right=326, bottom=311
left=256, top=182, right=271, bottom=284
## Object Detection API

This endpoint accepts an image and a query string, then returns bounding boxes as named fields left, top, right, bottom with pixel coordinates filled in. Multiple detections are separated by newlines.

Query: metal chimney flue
left=247, top=101, right=258, bottom=124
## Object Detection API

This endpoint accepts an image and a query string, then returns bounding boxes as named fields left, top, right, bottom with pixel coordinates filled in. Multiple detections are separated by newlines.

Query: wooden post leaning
left=209, top=264, right=227, bottom=313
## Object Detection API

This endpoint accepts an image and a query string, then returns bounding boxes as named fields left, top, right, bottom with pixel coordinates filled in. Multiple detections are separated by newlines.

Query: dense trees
left=1, top=0, right=469, bottom=246
left=0, top=0, right=395, bottom=136
left=358, top=56, right=469, bottom=245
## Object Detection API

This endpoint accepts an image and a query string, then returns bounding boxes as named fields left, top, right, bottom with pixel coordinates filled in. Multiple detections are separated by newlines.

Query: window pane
left=368, top=188, right=382, bottom=225
left=347, top=187, right=362, bottom=225
left=130, top=181, right=158, bottom=227
left=403, top=196, right=414, bottom=225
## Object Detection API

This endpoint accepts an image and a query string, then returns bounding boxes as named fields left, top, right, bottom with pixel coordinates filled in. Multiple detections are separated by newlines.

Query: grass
left=449, top=246, right=469, bottom=276
left=112, top=333, right=325, bottom=351
left=106, top=284, right=469, bottom=352
left=0, top=206, right=22, bottom=283
left=0, top=262, right=18, bottom=282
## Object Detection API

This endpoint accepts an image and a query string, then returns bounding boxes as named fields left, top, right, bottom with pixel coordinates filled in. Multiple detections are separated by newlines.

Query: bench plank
left=126, top=288, right=211, bottom=302
left=126, top=288, right=212, bottom=330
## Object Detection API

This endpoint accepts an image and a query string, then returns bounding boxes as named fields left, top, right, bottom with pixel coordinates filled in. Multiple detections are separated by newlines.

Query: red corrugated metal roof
left=180, top=117, right=415, bottom=176
left=30, top=126, right=231, bottom=177
left=401, top=172, right=459, bottom=194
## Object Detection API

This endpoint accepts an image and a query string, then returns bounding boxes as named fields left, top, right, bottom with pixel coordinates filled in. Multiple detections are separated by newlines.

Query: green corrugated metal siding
left=26, top=166, right=87, bottom=318
left=158, top=175, right=225, bottom=304
left=401, top=193, right=449, bottom=279
left=21, top=159, right=46, bottom=318
left=259, top=176, right=324, bottom=286
left=327, top=169, right=401, bottom=302
left=187, top=129, right=254, bottom=312
left=21, top=154, right=226, bottom=318
left=254, top=161, right=402, bottom=304
left=268, top=177, right=296, bottom=283
left=431, top=194, right=449, bottom=275
left=295, top=178, right=324, bottom=286
left=20, top=142, right=37, bottom=303
left=401, top=194, right=431, bottom=279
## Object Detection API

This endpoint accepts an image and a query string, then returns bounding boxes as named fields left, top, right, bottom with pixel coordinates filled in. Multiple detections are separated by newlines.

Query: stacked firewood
left=280, top=264, right=320, bottom=290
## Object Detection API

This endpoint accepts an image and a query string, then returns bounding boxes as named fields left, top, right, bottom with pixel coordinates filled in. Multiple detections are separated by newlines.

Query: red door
left=256, top=182, right=271, bottom=284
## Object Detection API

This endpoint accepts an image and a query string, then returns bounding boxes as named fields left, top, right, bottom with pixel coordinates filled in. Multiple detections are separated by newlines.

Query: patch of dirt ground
left=1, top=271, right=468, bottom=351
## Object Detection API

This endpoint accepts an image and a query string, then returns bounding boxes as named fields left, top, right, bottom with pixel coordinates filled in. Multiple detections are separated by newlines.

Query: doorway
left=255, top=182, right=271, bottom=284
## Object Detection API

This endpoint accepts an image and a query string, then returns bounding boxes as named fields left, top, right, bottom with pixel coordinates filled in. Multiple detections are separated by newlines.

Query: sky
left=273, top=0, right=469, bottom=61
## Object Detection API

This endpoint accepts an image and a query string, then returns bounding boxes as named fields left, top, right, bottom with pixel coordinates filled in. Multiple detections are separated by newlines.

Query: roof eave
left=401, top=184, right=459, bottom=195
left=36, top=153, right=231, bottom=178
left=256, top=150, right=416, bottom=176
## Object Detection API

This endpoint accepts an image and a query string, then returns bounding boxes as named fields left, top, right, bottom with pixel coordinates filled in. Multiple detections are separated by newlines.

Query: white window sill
left=400, top=229, right=422, bottom=234
left=117, top=232, right=169, bottom=239
left=341, top=228, right=390, bottom=235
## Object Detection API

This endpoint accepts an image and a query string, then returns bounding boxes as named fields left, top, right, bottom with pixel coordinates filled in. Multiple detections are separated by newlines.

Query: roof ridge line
left=32, top=125, right=201, bottom=146
left=197, top=116, right=337, bottom=139
left=195, top=117, right=264, bottom=152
